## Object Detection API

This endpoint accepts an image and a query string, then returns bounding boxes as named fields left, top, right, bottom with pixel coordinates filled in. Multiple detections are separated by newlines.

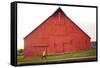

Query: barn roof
left=24, top=7, right=91, bottom=39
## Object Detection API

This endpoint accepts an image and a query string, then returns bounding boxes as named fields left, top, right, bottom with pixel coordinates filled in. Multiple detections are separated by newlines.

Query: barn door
left=63, top=43, right=72, bottom=53
left=55, top=43, right=64, bottom=54
left=63, top=41, right=72, bottom=53
left=33, top=46, right=47, bottom=57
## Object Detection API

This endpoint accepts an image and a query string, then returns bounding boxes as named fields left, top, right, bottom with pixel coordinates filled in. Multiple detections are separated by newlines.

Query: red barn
left=24, top=8, right=91, bottom=58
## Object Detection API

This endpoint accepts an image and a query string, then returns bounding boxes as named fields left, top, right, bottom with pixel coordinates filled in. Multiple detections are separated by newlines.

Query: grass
left=17, top=48, right=96, bottom=63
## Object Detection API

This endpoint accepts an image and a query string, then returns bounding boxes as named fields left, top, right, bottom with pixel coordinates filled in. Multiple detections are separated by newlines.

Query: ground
left=17, top=48, right=96, bottom=64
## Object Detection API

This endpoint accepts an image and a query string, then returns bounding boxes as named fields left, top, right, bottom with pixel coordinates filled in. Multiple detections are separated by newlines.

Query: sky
left=17, top=3, right=96, bottom=49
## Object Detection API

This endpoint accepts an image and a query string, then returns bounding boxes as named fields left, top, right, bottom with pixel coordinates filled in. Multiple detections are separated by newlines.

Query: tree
left=17, top=49, right=24, bottom=56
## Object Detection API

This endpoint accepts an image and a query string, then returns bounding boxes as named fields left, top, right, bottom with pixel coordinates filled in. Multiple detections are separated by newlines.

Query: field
left=17, top=48, right=96, bottom=64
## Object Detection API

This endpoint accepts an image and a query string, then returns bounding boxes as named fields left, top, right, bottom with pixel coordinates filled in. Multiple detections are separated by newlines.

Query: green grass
left=17, top=48, right=96, bottom=63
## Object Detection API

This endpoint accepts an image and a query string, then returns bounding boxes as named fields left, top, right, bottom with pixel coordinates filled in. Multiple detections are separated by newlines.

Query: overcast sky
left=17, top=3, right=96, bottom=49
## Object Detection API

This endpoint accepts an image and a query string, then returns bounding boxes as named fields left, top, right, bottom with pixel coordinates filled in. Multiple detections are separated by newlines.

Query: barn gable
left=24, top=7, right=90, bottom=40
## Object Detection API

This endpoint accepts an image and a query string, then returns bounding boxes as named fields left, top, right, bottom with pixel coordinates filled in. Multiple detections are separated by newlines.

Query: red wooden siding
left=24, top=8, right=91, bottom=58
